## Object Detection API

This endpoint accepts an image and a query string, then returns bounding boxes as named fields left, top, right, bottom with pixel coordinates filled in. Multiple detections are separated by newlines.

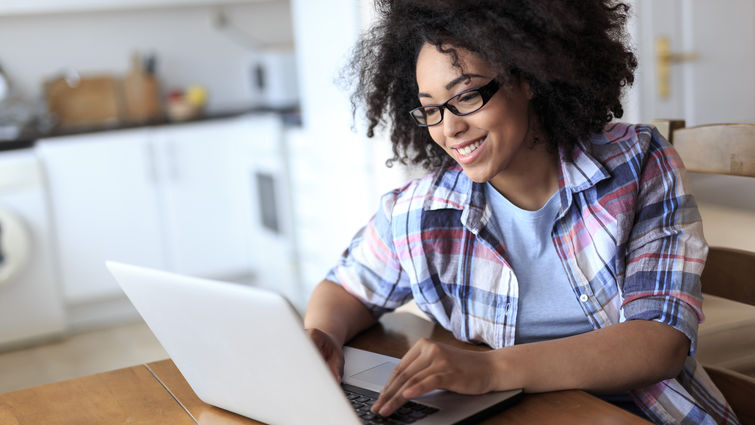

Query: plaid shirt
left=327, top=123, right=739, bottom=424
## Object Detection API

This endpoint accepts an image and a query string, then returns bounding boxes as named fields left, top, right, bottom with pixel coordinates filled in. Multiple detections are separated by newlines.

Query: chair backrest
left=700, top=247, right=755, bottom=425
left=701, top=247, right=755, bottom=307
left=651, top=120, right=755, bottom=177
left=703, top=365, right=755, bottom=425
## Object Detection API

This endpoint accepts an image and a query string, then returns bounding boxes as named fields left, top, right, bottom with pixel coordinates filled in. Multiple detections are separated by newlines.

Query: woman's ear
left=522, top=81, right=534, bottom=100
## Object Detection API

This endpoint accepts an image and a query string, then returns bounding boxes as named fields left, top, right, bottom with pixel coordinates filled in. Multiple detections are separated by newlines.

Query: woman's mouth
left=453, top=137, right=486, bottom=164
left=457, top=139, right=483, bottom=157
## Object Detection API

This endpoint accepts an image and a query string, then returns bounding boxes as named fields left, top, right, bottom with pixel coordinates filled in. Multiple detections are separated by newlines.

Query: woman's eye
left=424, top=106, right=440, bottom=116
left=458, top=92, right=481, bottom=104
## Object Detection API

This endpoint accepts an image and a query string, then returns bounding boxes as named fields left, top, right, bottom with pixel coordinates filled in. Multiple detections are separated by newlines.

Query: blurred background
left=0, top=0, right=752, bottom=394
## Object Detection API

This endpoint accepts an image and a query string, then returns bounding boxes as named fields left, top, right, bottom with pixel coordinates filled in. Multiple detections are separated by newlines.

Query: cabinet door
left=36, top=129, right=166, bottom=303
left=152, top=118, right=257, bottom=278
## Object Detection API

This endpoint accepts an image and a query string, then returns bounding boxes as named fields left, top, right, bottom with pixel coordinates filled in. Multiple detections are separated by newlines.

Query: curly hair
left=347, top=0, right=637, bottom=170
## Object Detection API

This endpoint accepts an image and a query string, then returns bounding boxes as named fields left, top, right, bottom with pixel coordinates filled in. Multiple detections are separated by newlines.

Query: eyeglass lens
left=412, top=91, right=485, bottom=126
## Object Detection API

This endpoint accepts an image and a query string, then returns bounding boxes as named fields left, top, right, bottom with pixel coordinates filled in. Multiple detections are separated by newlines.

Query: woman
left=304, top=1, right=738, bottom=423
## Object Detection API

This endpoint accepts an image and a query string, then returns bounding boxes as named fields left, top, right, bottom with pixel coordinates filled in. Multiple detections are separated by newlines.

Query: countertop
left=0, top=106, right=300, bottom=152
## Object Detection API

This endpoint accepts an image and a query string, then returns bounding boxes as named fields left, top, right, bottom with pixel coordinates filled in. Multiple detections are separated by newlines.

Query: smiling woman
left=303, top=1, right=741, bottom=424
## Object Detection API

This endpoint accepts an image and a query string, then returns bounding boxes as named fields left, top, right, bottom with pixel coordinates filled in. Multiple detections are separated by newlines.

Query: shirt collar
left=554, top=133, right=612, bottom=220
left=558, top=135, right=611, bottom=193
left=423, top=165, right=470, bottom=212
left=422, top=165, right=487, bottom=234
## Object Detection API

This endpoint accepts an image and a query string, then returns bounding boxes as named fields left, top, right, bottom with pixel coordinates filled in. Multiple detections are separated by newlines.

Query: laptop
left=106, top=261, right=522, bottom=425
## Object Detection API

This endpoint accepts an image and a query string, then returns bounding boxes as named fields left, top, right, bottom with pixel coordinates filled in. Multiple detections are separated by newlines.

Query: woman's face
left=415, top=43, right=533, bottom=184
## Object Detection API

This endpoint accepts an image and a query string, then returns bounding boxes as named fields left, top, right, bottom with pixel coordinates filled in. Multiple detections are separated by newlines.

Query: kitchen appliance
left=0, top=149, right=66, bottom=349
left=246, top=50, right=298, bottom=109
left=0, top=65, right=8, bottom=104
left=0, top=64, right=28, bottom=140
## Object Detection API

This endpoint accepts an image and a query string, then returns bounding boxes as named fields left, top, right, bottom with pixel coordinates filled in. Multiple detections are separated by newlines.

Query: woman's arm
left=304, top=279, right=377, bottom=380
left=493, top=320, right=689, bottom=392
left=305, top=279, right=377, bottom=345
left=372, top=320, right=689, bottom=417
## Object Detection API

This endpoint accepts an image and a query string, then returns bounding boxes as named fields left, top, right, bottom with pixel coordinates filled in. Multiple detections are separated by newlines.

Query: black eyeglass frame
left=408, top=78, right=501, bottom=127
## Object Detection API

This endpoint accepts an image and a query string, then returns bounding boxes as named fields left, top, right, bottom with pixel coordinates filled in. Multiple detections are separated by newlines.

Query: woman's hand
left=306, top=328, right=344, bottom=382
left=371, top=338, right=501, bottom=417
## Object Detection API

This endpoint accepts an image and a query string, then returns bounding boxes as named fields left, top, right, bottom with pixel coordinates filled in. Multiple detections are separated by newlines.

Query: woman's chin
left=460, top=166, right=492, bottom=184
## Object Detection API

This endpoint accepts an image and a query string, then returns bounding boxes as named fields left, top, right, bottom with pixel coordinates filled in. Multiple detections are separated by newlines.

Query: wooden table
left=0, top=312, right=652, bottom=424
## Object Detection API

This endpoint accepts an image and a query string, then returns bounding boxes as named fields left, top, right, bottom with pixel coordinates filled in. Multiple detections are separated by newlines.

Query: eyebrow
left=418, top=73, right=487, bottom=98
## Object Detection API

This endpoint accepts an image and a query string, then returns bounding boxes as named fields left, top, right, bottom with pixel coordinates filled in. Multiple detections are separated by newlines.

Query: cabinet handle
left=145, top=142, right=158, bottom=183
left=168, top=139, right=180, bottom=182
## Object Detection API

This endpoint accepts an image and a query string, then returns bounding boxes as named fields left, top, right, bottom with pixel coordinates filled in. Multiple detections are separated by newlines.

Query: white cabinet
left=152, top=119, right=257, bottom=277
left=36, top=128, right=166, bottom=303
left=37, top=115, right=273, bottom=304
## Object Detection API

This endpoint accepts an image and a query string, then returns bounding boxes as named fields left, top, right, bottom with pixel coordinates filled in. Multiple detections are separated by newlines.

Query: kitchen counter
left=0, top=105, right=300, bottom=152
left=0, top=138, right=35, bottom=151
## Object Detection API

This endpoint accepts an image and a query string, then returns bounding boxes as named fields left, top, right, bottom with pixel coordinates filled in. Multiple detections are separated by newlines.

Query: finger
left=373, top=353, right=426, bottom=408
left=324, top=346, right=344, bottom=382
left=323, top=355, right=339, bottom=381
left=372, top=354, right=433, bottom=414
left=402, top=372, right=444, bottom=399
left=375, top=368, right=442, bottom=417
left=333, top=354, right=344, bottom=382
left=376, top=339, right=433, bottom=400
left=386, top=341, right=424, bottom=385
left=377, top=339, right=439, bottom=401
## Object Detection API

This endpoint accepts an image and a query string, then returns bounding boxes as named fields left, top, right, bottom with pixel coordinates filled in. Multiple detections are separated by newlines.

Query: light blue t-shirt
left=484, top=183, right=593, bottom=344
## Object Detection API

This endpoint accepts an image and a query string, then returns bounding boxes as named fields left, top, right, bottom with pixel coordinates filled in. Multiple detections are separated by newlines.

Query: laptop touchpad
left=349, top=361, right=398, bottom=387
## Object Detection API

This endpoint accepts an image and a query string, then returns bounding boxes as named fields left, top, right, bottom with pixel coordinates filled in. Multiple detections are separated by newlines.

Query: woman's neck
left=488, top=142, right=560, bottom=211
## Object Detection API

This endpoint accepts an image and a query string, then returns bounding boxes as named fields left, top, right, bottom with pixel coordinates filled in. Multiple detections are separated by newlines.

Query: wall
left=289, top=0, right=413, bottom=297
left=0, top=1, right=293, bottom=113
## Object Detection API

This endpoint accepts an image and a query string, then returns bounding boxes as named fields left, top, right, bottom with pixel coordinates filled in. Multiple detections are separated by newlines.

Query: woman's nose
left=442, top=109, right=468, bottom=138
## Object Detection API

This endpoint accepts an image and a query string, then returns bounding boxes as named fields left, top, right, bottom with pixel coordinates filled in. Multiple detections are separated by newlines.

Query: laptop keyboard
left=342, top=383, right=439, bottom=424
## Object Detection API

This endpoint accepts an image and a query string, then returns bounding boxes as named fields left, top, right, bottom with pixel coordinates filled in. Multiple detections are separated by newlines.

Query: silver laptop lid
left=106, top=261, right=360, bottom=425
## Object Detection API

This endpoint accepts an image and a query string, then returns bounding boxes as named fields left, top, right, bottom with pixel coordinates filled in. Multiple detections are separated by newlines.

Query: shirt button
left=579, top=294, right=589, bottom=302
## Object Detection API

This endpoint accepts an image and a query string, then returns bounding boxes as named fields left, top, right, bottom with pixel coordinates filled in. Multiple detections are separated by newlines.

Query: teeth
left=458, top=140, right=482, bottom=157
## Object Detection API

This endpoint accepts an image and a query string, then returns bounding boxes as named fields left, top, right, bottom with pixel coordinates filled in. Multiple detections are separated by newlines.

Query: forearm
left=304, top=279, right=377, bottom=346
left=491, top=320, right=690, bottom=394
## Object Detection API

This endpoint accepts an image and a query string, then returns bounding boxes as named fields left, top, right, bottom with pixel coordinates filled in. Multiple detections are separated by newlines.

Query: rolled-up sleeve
left=621, top=128, right=707, bottom=355
left=325, top=189, right=413, bottom=318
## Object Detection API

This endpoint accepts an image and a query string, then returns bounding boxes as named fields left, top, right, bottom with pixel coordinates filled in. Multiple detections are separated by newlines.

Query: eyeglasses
left=408, top=79, right=501, bottom=127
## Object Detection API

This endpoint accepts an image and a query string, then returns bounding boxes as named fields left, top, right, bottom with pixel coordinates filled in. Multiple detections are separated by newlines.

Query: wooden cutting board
left=45, top=75, right=123, bottom=129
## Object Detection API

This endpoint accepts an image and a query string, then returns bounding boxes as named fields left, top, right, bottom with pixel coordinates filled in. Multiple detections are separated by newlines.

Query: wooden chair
left=705, top=365, right=755, bottom=425
left=701, top=247, right=755, bottom=306
left=652, top=120, right=755, bottom=177
left=699, top=247, right=755, bottom=425
left=653, top=120, right=755, bottom=423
